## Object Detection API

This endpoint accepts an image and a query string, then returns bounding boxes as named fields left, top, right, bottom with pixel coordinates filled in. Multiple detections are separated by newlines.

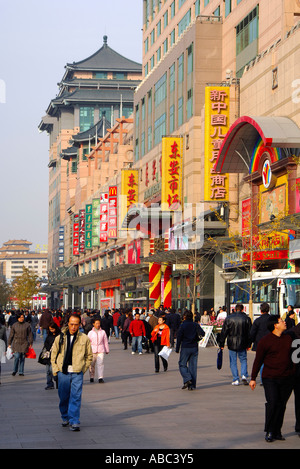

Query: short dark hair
left=235, top=303, right=244, bottom=312
left=183, top=310, right=193, bottom=321
left=260, top=302, right=270, bottom=313
left=267, top=315, right=280, bottom=332
left=92, top=316, right=101, bottom=324
left=68, top=313, right=81, bottom=323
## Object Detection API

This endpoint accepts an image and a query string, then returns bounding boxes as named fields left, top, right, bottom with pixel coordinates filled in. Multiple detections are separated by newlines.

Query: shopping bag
left=0, top=339, right=6, bottom=363
left=6, top=347, right=14, bottom=360
left=217, top=347, right=223, bottom=370
left=25, top=346, right=36, bottom=359
left=158, top=346, right=172, bottom=361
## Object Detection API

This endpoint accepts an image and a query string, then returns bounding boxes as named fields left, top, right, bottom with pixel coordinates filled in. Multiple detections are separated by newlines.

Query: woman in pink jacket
left=87, top=317, right=109, bottom=383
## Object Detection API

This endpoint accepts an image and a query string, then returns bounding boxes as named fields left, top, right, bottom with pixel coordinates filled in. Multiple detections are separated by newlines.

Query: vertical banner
left=161, top=137, right=183, bottom=211
left=100, top=192, right=108, bottom=242
left=79, top=209, right=85, bottom=253
left=73, top=214, right=79, bottom=256
left=92, top=198, right=100, bottom=247
left=108, top=185, right=118, bottom=239
left=204, top=86, right=230, bottom=201
left=121, top=169, right=139, bottom=227
left=85, top=204, right=93, bottom=249
left=58, top=226, right=64, bottom=263
left=163, top=264, right=172, bottom=309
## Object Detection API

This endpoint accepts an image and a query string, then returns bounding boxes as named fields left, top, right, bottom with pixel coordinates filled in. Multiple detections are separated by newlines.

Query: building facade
left=41, top=1, right=300, bottom=314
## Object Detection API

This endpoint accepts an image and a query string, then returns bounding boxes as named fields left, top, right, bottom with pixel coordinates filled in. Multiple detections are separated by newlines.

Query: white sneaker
left=139, top=352, right=143, bottom=355
left=232, top=379, right=239, bottom=386
left=131, top=352, right=135, bottom=355
left=242, top=375, right=249, bottom=385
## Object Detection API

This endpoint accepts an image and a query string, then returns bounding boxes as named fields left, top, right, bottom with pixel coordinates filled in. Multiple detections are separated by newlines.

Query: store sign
left=204, top=86, right=230, bottom=201
left=79, top=209, right=85, bottom=253
left=108, top=186, right=118, bottom=239
left=121, top=169, right=139, bottom=225
left=161, top=137, right=183, bottom=211
left=100, top=192, right=108, bottom=242
left=92, top=199, right=100, bottom=247
left=73, top=213, right=79, bottom=256
left=85, top=204, right=93, bottom=249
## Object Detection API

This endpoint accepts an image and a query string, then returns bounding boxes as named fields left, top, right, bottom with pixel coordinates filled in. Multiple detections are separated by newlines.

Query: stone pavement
left=0, top=332, right=299, bottom=451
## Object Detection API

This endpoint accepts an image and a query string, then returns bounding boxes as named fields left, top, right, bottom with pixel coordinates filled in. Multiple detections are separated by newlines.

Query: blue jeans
left=46, top=364, right=54, bottom=388
left=132, top=336, right=142, bottom=353
left=178, top=347, right=198, bottom=387
left=13, top=352, right=25, bottom=374
left=57, top=372, right=83, bottom=425
left=114, top=326, right=119, bottom=338
left=229, top=349, right=248, bottom=382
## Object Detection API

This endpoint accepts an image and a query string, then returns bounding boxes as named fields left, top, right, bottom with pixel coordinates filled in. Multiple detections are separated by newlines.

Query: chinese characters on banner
left=73, top=213, right=79, bottom=256
left=79, top=209, right=85, bottom=253
left=108, top=186, right=118, bottom=239
left=85, top=204, right=93, bottom=249
left=121, top=169, right=139, bottom=225
left=204, top=86, right=230, bottom=201
left=100, top=192, right=108, bottom=243
left=92, top=199, right=100, bottom=247
left=161, top=137, right=183, bottom=211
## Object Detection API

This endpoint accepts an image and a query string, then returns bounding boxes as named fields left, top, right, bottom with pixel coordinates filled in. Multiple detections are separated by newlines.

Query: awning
left=215, top=116, right=300, bottom=174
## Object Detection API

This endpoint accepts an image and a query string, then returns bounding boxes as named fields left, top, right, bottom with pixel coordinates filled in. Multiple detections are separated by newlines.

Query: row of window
left=79, top=105, right=133, bottom=132
left=136, top=43, right=193, bottom=160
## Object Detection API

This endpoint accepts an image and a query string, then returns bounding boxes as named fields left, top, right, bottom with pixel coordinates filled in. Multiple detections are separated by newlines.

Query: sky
left=0, top=0, right=143, bottom=251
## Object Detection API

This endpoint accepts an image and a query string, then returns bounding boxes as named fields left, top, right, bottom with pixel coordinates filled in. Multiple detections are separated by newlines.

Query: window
left=178, top=9, right=191, bottom=37
left=150, top=55, right=155, bottom=70
left=170, top=63, right=175, bottom=92
left=113, top=72, right=127, bottom=80
left=178, top=54, right=184, bottom=84
left=170, top=29, right=175, bottom=47
left=170, top=1, right=175, bottom=19
left=157, top=20, right=161, bottom=37
left=187, top=44, right=193, bottom=74
left=151, top=29, right=155, bottom=45
left=236, top=6, right=259, bottom=55
left=156, top=46, right=161, bottom=63
left=144, top=37, right=149, bottom=54
left=164, top=11, right=168, bottom=28
left=163, top=38, right=168, bottom=55
left=154, top=113, right=166, bottom=146
left=187, top=88, right=193, bottom=119
left=214, top=6, right=220, bottom=16
left=94, top=72, right=107, bottom=79
left=179, top=0, right=187, bottom=7
left=154, top=73, right=167, bottom=107
left=178, top=97, right=183, bottom=126
left=195, top=0, right=200, bottom=16
left=225, top=0, right=231, bottom=17
left=79, top=107, right=94, bottom=132
left=169, top=104, right=175, bottom=133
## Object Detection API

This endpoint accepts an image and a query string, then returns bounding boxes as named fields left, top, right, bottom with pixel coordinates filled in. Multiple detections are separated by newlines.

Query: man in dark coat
left=219, top=303, right=252, bottom=386
left=8, top=312, right=33, bottom=376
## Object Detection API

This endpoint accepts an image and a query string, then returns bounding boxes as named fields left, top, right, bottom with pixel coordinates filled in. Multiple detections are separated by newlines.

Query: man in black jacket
left=176, top=310, right=205, bottom=390
left=219, top=303, right=252, bottom=386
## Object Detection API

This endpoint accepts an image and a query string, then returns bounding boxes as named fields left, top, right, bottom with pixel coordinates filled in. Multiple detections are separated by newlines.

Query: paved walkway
left=0, top=332, right=299, bottom=450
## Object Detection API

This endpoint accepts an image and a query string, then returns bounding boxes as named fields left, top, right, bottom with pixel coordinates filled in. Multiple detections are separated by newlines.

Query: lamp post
left=219, top=270, right=237, bottom=314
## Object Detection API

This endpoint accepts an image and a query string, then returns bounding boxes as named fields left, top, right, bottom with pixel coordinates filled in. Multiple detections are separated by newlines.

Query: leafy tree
left=12, top=266, right=40, bottom=309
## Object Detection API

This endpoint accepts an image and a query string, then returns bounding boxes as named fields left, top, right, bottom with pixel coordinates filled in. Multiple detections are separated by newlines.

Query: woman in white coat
left=87, top=317, right=109, bottom=383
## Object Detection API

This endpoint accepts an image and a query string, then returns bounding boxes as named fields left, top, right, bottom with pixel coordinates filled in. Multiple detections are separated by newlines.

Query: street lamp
left=219, top=270, right=237, bottom=313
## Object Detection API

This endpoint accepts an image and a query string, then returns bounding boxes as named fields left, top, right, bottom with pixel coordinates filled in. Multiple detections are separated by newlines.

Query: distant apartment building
left=0, top=240, right=48, bottom=282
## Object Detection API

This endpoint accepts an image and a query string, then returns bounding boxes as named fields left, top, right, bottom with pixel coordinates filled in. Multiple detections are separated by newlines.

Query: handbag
left=38, top=347, right=51, bottom=365
left=25, top=346, right=36, bottom=359
left=158, top=345, right=172, bottom=361
left=217, top=347, right=223, bottom=370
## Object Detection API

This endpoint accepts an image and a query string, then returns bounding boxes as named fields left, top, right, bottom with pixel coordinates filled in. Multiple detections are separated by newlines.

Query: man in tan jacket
left=51, top=313, right=93, bottom=431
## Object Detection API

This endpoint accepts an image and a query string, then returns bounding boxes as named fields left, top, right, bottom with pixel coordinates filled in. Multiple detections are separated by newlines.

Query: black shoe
left=45, top=386, right=54, bottom=390
left=274, top=434, right=285, bottom=441
left=69, top=424, right=80, bottom=431
left=98, top=378, right=104, bottom=383
left=182, top=380, right=192, bottom=389
left=265, top=432, right=274, bottom=442
left=19, top=373, right=24, bottom=376
left=90, top=378, right=94, bottom=383
left=12, top=372, right=16, bottom=376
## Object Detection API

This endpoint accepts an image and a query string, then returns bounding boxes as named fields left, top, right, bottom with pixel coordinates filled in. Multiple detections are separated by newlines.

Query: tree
left=12, top=266, right=40, bottom=309
left=0, top=280, right=13, bottom=308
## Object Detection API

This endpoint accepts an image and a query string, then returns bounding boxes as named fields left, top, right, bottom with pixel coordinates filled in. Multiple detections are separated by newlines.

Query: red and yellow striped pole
left=149, top=263, right=161, bottom=309
left=163, top=264, right=172, bottom=309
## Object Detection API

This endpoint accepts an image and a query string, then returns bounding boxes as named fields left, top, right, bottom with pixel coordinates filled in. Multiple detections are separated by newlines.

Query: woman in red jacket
left=151, top=316, right=170, bottom=373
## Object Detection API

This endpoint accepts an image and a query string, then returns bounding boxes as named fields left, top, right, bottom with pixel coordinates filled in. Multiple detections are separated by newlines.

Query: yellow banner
left=121, top=169, right=139, bottom=225
left=204, top=86, right=230, bottom=201
left=161, top=137, right=183, bottom=211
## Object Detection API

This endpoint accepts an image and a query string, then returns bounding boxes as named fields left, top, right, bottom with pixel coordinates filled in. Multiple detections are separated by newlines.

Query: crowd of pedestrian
left=0, top=302, right=300, bottom=442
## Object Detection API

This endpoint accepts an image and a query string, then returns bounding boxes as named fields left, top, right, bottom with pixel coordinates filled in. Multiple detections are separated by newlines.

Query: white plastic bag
left=0, top=339, right=6, bottom=363
left=158, top=346, right=172, bottom=361
left=6, top=347, right=14, bottom=360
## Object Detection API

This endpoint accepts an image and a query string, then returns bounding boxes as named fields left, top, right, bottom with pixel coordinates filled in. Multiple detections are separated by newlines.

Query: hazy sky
left=0, top=0, right=143, bottom=251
